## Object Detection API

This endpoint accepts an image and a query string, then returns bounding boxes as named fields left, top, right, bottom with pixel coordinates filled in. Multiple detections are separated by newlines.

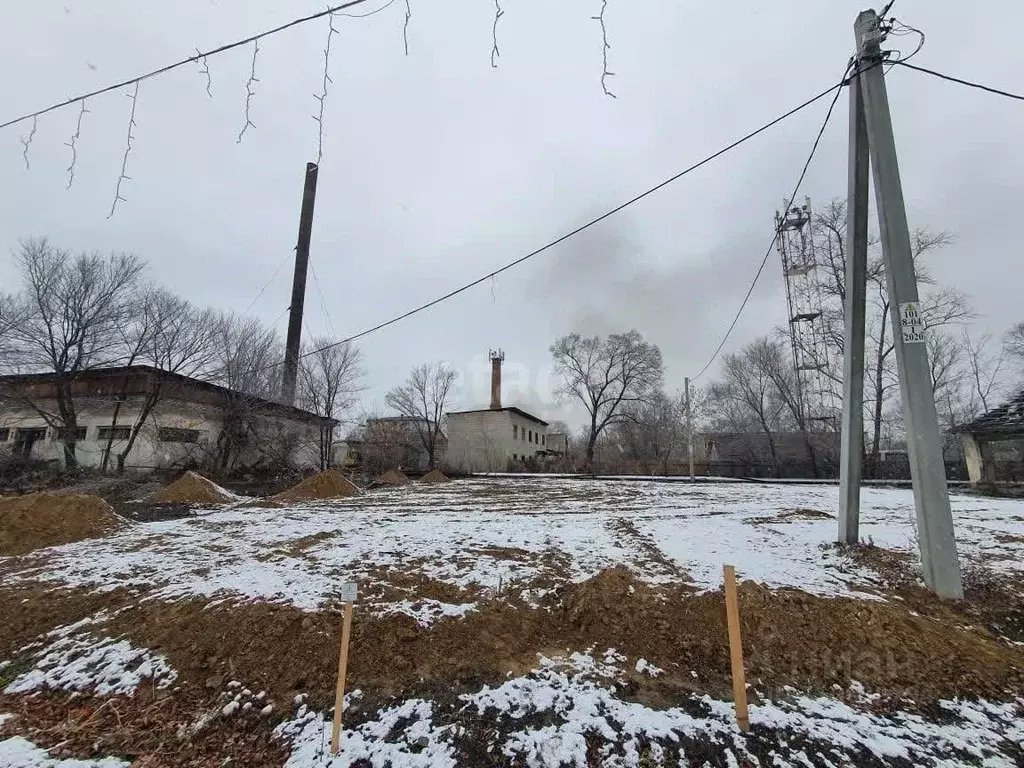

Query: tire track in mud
left=605, top=516, right=693, bottom=583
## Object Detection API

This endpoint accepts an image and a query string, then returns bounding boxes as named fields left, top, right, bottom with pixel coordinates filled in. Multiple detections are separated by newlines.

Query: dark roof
left=446, top=406, right=549, bottom=426
left=952, top=389, right=1024, bottom=438
left=0, top=365, right=334, bottom=426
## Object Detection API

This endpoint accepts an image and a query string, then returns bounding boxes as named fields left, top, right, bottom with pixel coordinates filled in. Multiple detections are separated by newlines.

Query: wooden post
left=723, top=564, right=749, bottom=731
left=329, top=601, right=355, bottom=754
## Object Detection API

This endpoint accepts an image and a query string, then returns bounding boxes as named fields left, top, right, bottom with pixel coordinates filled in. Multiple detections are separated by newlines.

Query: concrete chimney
left=489, top=349, right=504, bottom=409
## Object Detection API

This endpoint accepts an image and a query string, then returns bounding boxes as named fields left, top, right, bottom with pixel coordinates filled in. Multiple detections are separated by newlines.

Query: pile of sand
left=419, top=469, right=450, bottom=484
left=0, top=493, right=126, bottom=555
left=373, top=469, right=410, bottom=487
left=146, top=471, right=237, bottom=505
left=261, top=469, right=360, bottom=505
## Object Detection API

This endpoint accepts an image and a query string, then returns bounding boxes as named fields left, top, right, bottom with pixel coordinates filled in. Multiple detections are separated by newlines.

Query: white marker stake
left=330, top=583, right=358, bottom=755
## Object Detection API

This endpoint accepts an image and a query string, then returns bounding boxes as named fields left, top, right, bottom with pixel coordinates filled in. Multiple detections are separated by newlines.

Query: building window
left=513, top=424, right=518, bottom=439
left=158, top=427, right=201, bottom=443
left=0, top=427, right=9, bottom=442
left=56, top=426, right=87, bottom=441
left=15, top=427, right=47, bottom=441
left=98, top=426, right=131, bottom=441
left=541, top=434, right=545, bottom=446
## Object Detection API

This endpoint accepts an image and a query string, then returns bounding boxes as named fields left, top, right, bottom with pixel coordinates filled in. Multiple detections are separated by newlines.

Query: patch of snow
left=4, top=620, right=176, bottom=697
left=462, top=652, right=1024, bottom=768
left=7, top=478, right=1024, bottom=608
left=390, top=599, right=477, bottom=627
left=0, top=736, right=128, bottom=767
left=634, top=658, right=663, bottom=677
left=277, top=697, right=456, bottom=768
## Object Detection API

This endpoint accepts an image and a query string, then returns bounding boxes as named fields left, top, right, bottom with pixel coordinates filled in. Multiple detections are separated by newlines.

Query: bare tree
left=205, top=313, right=284, bottom=471
left=6, top=238, right=144, bottom=469
left=550, top=330, right=664, bottom=468
left=614, top=390, right=684, bottom=474
left=0, top=292, right=28, bottom=373
left=811, top=203, right=973, bottom=474
left=707, top=338, right=789, bottom=475
left=384, top=362, right=457, bottom=470
left=102, top=290, right=219, bottom=474
left=298, top=338, right=365, bottom=470
left=1006, top=322, right=1024, bottom=370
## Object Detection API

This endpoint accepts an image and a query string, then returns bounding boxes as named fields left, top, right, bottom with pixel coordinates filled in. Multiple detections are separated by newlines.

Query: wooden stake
left=329, top=601, right=355, bottom=754
left=723, top=564, right=750, bottom=731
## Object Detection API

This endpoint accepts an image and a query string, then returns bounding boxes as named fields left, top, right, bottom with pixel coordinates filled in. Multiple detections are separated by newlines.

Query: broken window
left=98, top=426, right=131, bottom=441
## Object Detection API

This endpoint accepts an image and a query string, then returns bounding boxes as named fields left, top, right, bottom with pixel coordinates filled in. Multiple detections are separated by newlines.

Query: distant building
left=335, top=416, right=447, bottom=474
left=0, top=366, right=333, bottom=471
left=952, top=389, right=1024, bottom=484
left=445, top=350, right=549, bottom=472
left=543, top=432, right=569, bottom=456
left=698, top=431, right=839, bottom=477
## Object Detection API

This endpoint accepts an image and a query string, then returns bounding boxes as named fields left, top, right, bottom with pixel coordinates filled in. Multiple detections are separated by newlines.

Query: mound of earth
left=146, top=471, right=236, bottom=505
left=0, top=493, right=126, bottom=555
left=419, top=469, right=450, bottom=484
left=373, top=469, right=411, bottom=487
left=260, top=469, right=360, bottom=505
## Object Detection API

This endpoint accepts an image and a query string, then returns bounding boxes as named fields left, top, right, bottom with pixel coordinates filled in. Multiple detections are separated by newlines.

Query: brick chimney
left=489, top=349, right=504, bottom=409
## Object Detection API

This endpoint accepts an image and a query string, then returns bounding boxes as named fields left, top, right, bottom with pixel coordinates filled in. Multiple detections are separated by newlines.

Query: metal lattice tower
left=776, top=197, right=837, bottom=429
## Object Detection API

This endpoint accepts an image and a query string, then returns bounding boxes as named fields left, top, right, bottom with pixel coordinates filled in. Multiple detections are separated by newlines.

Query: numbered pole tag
left=899, top=302, right=925, bottom=344
left=340, top=582, right=358, bottom=603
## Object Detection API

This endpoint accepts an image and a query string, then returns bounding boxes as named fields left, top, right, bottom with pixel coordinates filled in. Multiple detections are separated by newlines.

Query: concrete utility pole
left=281, top=162, right=320, bottom=405
left=838, top=60, right=870, bottom=543
left=685, top=377, right=695, bottom=481
left=844, top=9, right=962, bottom=598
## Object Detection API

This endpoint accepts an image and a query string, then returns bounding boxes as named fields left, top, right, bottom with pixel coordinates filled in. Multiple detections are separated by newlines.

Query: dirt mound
left=373, top=469, right=411, bottom=487
left=261, top=469, right=360, bottom=505
left=0, top=493, right=126, bottom=555
left=146, top=472, right=236, bottom=505
left=419, top=469, right=450, bottom=484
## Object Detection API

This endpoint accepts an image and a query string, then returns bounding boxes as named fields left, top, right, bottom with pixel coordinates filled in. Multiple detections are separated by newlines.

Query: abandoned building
left=0, top=366, right=335, bottom=471
left=445, top=350, right=550, bottom=472
left=334, top=415, right=447, bottom=473
left=953, top=389, right=1024, bottom=484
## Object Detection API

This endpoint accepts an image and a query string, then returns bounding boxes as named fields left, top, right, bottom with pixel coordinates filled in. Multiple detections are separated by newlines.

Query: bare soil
left=256, top=470, right=360, bottom=506
left=419, top=469, right=450, bottom=484
left=372, top=469, right=411, bottom=487
left=0, top=492, right=127, bottom=555
left=146, top=472, right=237, bottom=505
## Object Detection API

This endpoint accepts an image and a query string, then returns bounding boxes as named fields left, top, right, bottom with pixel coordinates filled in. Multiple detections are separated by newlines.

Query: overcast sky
left=1, top=0, right=1021, bottom=426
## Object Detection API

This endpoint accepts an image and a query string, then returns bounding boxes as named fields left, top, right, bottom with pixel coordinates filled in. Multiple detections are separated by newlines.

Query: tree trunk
left=55, top=380, right=80, bottom=471
left=868, top=309, right=889, bottom=478
left=116, top=386, right=162, bottom=476
left=102, top=396, right=126, bottom=473
left=800, top=428, right=820, bottom=478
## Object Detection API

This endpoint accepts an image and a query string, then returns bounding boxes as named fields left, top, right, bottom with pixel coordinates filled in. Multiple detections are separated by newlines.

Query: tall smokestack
left=489, top=349, right=504, bottom=409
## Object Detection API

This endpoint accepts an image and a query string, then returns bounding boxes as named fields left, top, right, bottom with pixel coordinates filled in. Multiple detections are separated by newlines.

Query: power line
left=309, top=260, right=337, bottom=336
left=243, top=251, right=293, bottom=314
left=690, top=63, right=856, bottom=382
left=0, top=0, right=376, bottom=132
left=280, top=72, right=853, bottom=368
left=894, top=61, right=1024, bottom=102
left=188, top=70, right=853, bottom=386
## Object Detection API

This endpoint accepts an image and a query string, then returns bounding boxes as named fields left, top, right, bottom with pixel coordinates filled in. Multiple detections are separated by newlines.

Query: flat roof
left=446, top=406, right=549, bottom=426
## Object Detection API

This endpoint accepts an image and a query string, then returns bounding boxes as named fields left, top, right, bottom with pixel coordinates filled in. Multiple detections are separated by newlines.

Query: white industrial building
left=0, top=366, right=333, bottom=471
left=444, top=351, right=550, bottom=472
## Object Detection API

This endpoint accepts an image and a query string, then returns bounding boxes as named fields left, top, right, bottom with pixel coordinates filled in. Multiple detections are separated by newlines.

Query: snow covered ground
left=5, top=478, right=1024, bottom=615
left=275, top=651, right=1024, bottom=768
left=2, top=612, right=177, bottom=698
